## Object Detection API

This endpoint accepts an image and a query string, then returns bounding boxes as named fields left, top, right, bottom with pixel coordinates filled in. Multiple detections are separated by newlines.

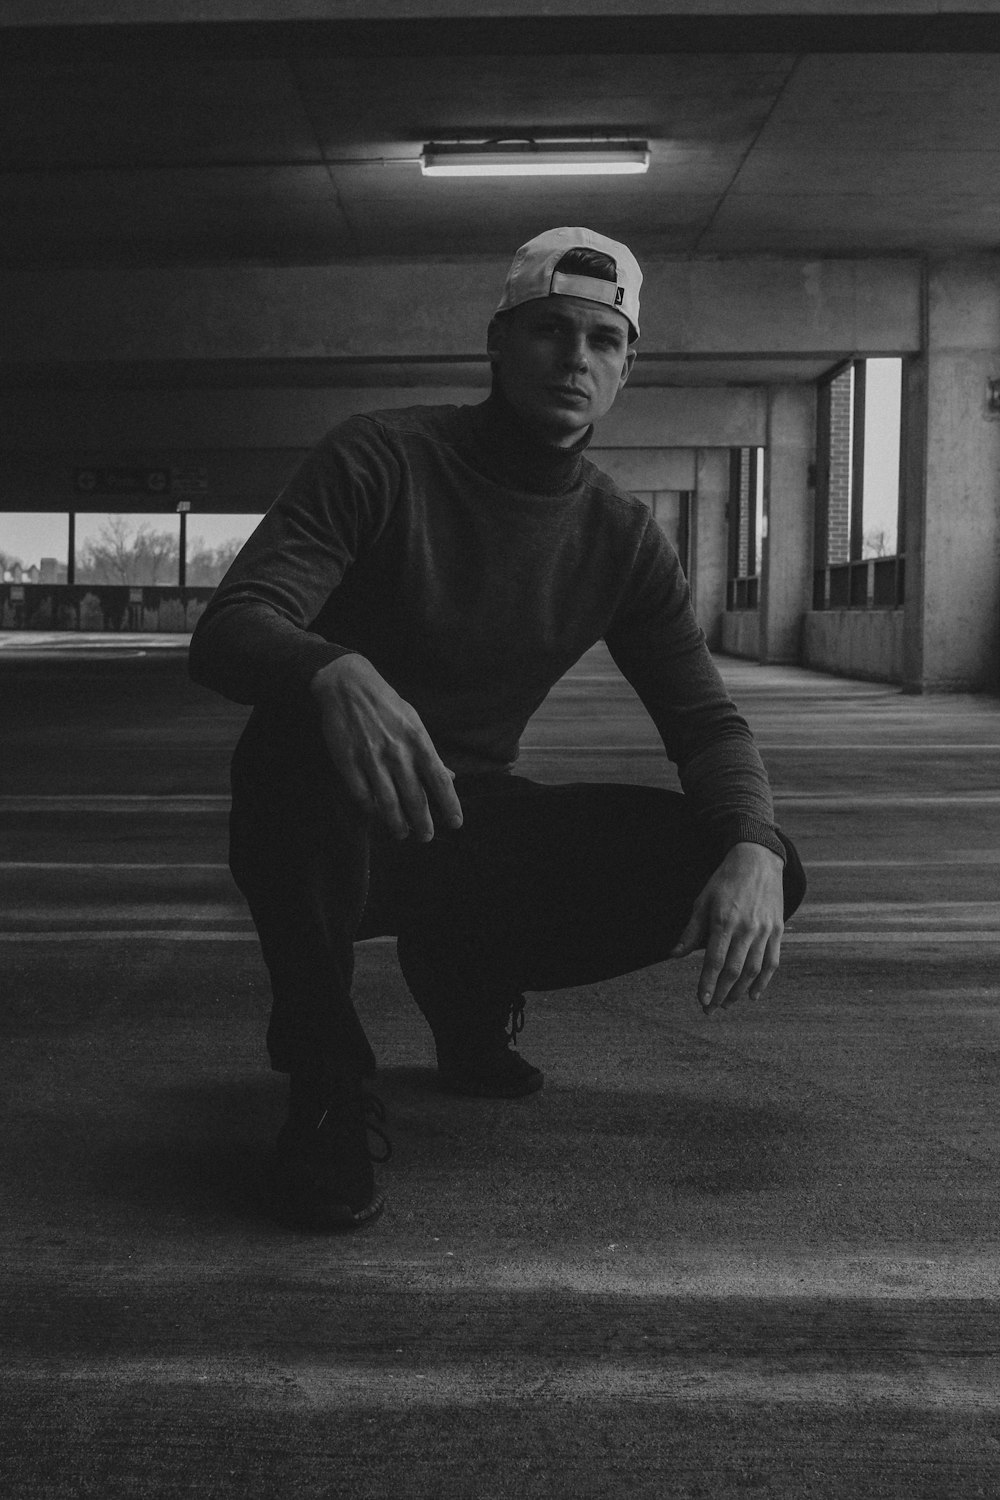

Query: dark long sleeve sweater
left=189, top=394, right=784, bottom=862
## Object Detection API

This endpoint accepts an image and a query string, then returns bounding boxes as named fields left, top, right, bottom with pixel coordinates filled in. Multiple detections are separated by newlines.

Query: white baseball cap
left=495, top=226, right=642, bottom=340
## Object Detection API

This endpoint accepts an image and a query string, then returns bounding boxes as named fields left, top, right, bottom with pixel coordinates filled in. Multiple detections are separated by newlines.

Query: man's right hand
left=309, top=654, right=463, bottom=842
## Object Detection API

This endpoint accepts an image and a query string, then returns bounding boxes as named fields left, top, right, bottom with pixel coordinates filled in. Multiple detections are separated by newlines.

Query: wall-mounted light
left=420, top=140, right=650, bottom=178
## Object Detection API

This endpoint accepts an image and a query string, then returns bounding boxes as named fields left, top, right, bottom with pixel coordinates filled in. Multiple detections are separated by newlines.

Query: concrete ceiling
left=3, top=16, right=1000, bottom=270
left=1, top=12, right=997, bottom=391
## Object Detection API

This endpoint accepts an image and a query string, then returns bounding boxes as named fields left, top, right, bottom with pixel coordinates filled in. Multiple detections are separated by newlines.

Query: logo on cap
left=615, top=287, right=625, bottom=306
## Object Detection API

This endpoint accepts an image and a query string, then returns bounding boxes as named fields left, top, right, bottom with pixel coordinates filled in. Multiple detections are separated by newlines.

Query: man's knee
left=229, top=751, right=371, bottom=905
left=778, top=832, right=807, bottom=919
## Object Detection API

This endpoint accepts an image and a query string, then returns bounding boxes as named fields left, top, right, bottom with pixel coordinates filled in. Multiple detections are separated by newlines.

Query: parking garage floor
left=2, top=634, right=998, bottom=1498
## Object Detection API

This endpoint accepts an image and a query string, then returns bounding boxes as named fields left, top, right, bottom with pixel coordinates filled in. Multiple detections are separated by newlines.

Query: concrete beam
left=589, top=450, right=696, bottom=492
left=3, top=1, right=993, bottom=23
left=591, top=389, right=768, bottom=448
left=0, top=387, right=484, bottom=453
left=0, top=385, right=766, bottom=452
left=1, top=258, right=921, bottom=366
left=0, top=443, right=702, bottom=512
left=0, top=450, right=306, bottom=514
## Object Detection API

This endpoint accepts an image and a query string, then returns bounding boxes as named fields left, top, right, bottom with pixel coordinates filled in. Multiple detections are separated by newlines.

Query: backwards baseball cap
left=494, top=226, right=642, bottom=341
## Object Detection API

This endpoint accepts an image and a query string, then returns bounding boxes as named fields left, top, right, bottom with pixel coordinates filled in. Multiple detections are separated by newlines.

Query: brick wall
left=738, top=447, right=751, bottom=575
left=826, top=367, right=853, bottom=564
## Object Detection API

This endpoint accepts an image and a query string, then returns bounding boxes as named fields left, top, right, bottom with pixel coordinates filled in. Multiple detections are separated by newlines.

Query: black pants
left=229, top=732, right=806, bottom=1083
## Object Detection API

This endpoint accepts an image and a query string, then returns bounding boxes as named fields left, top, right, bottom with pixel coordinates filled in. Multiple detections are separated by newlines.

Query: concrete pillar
left=903, top=257, right=1000, bottom=693
left=759, top=385, right=815, bottom=664
left=690, top=449, right=729, bottom=649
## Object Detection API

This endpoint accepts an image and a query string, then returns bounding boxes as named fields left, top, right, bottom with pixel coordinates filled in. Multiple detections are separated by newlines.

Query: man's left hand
left=669, top=842, right=785, bottom=1013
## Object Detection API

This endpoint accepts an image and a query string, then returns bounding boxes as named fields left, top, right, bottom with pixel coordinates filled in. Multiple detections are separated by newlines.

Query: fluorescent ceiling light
left=420, top=141, right=650, bottom=178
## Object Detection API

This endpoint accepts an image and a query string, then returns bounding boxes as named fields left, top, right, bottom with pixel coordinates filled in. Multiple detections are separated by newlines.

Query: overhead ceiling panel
left=1, top=24, right=998, bottom=297
left=733, top=148, right=1000, bottom=199
left=705, top=52, right=1000, bottom=255
left=0, top=57, right=323, bottom=166
left=0, top=166, right=352, bottom=267
left=760, top=54, right=1000, bottom=153
left=703, top=192, right=997, bottom=256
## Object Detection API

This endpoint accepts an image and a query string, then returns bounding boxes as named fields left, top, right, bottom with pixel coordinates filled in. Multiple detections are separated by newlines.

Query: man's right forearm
left=188, top=597, right=352, bottom=706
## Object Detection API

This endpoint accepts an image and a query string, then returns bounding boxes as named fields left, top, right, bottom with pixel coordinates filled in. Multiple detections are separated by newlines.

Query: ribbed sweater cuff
left=295, top=641, right=358, bottom=692
left=716, top=816, right=787, bottom=865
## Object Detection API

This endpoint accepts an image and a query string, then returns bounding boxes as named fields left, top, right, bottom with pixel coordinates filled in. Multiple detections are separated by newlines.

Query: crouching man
left=189, top=226, right=806, bottom=1231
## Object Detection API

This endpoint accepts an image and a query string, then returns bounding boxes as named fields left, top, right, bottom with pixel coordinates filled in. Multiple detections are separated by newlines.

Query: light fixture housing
left=420, top=140, right=650, bottom=178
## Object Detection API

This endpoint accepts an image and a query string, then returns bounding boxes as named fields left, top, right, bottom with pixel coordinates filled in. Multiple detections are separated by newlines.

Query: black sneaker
left=396, top=940, right=545, bottom=1100
left=435, top=995, right=544, bottom=1099
left=272, top=1077, right=391, bottom=1231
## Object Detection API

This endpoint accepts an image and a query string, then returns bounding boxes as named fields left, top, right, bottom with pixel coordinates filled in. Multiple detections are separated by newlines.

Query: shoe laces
left=364, top=1091, right=393, bottom=1164
left=314, top=1089, right=392, bottom=1164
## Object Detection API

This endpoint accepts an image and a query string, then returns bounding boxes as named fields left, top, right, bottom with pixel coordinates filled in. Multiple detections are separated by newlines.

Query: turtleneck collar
left=457, top=391, right=592, bottom=496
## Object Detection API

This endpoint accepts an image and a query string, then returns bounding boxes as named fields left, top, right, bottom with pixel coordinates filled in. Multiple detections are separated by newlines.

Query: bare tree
left=77, top=515, right=178, bottom=585
left=133, top=524, right=180, bottom=584
left=186, top=536, right=245, bottom=587
left=862, top=527, right=893, bottom=559
left=78, top=515, right=134, bottom=583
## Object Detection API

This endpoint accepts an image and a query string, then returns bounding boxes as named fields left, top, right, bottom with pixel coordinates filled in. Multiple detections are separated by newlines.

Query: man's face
left=487, top=295, right=636, bottom=447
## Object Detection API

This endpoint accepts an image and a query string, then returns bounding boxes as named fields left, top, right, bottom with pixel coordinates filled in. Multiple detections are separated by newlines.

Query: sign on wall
left=71, top=466, right=209, bottom=498
left=74, top=467, right=171, bottom=497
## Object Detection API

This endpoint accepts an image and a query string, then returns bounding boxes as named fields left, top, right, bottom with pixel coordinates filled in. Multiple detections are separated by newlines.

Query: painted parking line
left=521, top=744, right=1000, bottom=752
left=0, top=795, right=230, bottom=812
left=0, top=861, right=229, bottom=870
left=1, top=905, right=246, bottom=921
left=5, top=902, right=996, bottom=924
left=775, top=794, right=1000, bottom=806
left=3, top=792, right=1000, bottom=812
left=799, top=901, right=1000, bottom=918
left=1, top=930, right=997, bottom=946
left=783, top=931, right=1000, bottom=945
left=0, top=930, right=260, bottom=942
left=6, top=1356, right=995, bottom=1413
left=803, top=856, right=1000, bottom=867
left=3, top=856, right=1000, bottom=871
left=0, top=789, right=507, bottom=810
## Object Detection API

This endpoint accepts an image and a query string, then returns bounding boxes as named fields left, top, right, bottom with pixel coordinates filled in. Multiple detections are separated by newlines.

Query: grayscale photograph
left=1, top=3, right=998, bottom=1496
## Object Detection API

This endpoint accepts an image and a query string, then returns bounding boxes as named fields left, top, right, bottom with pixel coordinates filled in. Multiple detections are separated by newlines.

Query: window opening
left=860, top=359, right=902, bottom=559
left=727, top=447, right=763, bottom=610
left=1, top=507, right=264, bottom=632
left=185, top=514, right=261, bottom=587
left=0, top=513, right=69, bottom=583
left=75, top=513, right=181, bottom=586
left=631, top=491, right=691, bottom=576
left=813, top=358, right=904, bottom=609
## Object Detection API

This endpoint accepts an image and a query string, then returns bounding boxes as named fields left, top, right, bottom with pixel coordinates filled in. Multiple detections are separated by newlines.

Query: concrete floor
left=2, top=634, right=999, bottom=1498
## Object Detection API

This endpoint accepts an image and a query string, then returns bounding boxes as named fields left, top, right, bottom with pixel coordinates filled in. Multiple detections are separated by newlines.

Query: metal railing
left=726, top=575, right=759, bottom=611
left=0, top=583, right=216, bottom=633
left=812, top=556, right=904, bottom=611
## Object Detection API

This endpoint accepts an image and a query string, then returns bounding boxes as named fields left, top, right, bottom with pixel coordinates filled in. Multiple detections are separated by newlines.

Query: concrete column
left=903, top=257, right=1000, bottom=693
left=759, top=385, right=815, bottom=664
left=690, top=449, right=729, bottom=650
